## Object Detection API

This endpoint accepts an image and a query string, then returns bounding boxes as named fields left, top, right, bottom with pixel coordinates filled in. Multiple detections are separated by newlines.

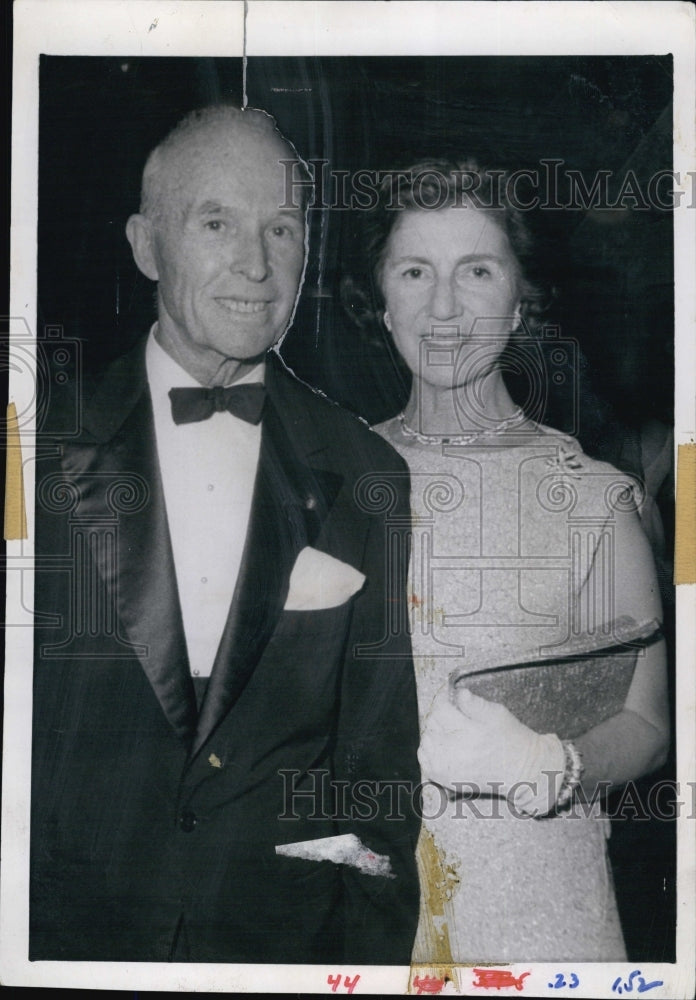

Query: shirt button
left=201, top=576, right=208, bottom=584
left=179, top=809, right=198, bottom=833
left=192, top=669, right=200, bottom=677
left=207, top=483, right=215, bottom=492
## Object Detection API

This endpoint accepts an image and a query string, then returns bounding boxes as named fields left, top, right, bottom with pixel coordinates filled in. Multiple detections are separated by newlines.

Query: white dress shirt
left=146, top=329, right=264, bottom=677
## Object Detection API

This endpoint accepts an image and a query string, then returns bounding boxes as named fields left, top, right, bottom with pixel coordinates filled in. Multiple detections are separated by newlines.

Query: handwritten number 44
left=548, top=973, right=580, bottom=989
left=327, top=974, right=360, bottom=994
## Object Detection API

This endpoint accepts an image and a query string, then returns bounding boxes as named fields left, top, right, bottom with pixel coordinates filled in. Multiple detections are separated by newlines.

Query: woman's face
left=379, top=204, right=521, bottom=389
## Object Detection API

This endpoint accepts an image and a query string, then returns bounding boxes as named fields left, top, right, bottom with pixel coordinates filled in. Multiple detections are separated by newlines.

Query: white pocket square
left=275, top=834, right=395, bottom=878
left=284, top=546, right=365, bottom=611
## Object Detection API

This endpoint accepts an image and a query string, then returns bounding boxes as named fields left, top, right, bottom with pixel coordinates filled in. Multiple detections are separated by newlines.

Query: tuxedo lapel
left=191, top=394, right=343, bottom=759
left=61, top=347, right=198, bottom=743
left=61, top=344, right=345, bottom=756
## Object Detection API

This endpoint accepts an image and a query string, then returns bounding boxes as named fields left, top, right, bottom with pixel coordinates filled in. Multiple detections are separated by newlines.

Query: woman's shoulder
left=529, top=423, right=621, bottom=469
left=528, top=424, right=642, bottom=515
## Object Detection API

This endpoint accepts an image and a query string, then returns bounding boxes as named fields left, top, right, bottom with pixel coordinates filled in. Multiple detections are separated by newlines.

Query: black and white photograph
left=2, top=2, right=694, bottom=996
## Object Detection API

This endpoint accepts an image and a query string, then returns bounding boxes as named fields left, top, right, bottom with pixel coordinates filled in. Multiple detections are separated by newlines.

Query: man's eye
left=204, top=219, right=224, bottom=232
left=269, top=224, right=294, bottom=239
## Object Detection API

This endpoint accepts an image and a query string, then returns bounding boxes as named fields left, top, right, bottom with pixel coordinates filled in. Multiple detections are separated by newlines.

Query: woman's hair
left=350, top=157, right=556, bottom=334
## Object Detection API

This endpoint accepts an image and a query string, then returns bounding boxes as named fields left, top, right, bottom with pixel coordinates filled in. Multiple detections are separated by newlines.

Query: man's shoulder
left=268, top=353, right=408, bottom=475
left=38, top=338, right=148, bottom=443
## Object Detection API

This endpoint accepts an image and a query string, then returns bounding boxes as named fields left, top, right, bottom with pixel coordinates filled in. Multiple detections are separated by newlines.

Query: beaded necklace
left=397, top=407, right=526, bottom=446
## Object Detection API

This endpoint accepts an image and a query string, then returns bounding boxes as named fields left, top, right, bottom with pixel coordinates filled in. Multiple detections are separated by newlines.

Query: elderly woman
left=351, top=160, right=669, bottom=962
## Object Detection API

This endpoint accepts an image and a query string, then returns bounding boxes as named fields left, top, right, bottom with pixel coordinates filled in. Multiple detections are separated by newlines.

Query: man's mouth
left=216, top=298, right=270, bottom=314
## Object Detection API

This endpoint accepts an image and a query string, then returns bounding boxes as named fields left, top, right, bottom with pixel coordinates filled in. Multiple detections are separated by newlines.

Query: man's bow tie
left=169, top=384, right=266, bottom=425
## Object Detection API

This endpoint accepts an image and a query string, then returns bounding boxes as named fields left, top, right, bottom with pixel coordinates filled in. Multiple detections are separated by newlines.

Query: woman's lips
left=429, top=323, right=464, bottom=338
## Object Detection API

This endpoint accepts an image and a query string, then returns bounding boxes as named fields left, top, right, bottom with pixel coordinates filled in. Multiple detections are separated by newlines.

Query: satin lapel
left=61, top=379, right=197, bottom=744
left=191, top=396, right=342, bottom=759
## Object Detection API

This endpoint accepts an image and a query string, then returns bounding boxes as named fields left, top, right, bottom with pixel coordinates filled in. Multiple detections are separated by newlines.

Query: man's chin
left=207, top=326, right=282, bottom=361
left=205, top=333, right=284, bottom=382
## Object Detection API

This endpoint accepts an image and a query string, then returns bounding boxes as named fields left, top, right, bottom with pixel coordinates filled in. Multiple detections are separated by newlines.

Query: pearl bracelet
left=555, top=739, right=584, bottom=810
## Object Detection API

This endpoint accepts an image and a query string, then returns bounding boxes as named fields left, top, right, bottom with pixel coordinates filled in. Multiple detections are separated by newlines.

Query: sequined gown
left=374, top=418, right=633, bottom=963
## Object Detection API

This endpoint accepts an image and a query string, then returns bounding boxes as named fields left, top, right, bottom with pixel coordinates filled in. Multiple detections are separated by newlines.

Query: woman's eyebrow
left=454, top=253, right=506, bottom=265
left=389, top=255, right=432, bottom=265
left=389, top=253, right=505, bottom=265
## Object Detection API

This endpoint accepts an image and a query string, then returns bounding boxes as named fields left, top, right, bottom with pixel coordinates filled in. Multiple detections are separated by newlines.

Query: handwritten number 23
left=548, top=973, right=580, bottom=989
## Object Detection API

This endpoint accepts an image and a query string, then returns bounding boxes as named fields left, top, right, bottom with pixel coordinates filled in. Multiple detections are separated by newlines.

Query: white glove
left=418, top=686, right=566, bottom=816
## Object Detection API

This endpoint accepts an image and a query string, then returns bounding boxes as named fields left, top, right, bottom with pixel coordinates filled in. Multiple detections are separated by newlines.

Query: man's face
left=143, top=126, right=306, bottom=382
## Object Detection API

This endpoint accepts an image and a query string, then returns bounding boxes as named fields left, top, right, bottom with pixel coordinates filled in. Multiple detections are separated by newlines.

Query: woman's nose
left=429, top=276, right=460, bottom=322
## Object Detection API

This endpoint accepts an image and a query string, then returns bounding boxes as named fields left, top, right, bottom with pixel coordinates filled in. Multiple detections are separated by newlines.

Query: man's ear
left=125, top=214, right=160, bottom=282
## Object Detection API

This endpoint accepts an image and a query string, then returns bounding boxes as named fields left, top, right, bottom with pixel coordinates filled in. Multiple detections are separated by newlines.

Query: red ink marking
left=326, top=973, right=360, bottom=994
left=410, top=593, right=422, bottom=607
left=472, top=969, right=531, bottom=991
left=413, top=973, right=447, bottom=994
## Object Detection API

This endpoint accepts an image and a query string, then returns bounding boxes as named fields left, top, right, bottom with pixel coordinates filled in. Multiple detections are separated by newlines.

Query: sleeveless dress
left=374, top=417, right=632, bottom=963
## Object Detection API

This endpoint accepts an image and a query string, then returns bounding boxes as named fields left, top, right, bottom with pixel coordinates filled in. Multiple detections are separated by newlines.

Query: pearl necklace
left=397, top=407, right=526, bottom=445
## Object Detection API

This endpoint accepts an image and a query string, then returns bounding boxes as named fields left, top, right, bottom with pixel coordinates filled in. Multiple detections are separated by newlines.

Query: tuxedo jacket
left=30, top=341, right=420, bottom=964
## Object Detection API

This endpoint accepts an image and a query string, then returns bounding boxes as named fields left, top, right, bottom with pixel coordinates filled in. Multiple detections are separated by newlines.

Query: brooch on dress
left=545, top=444, right=583, bottom=479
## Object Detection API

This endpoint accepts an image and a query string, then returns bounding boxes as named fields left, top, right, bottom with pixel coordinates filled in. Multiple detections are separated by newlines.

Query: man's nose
left=430, top=276, right=460, bottom=322
left=231, top=229, right=270, bottom=282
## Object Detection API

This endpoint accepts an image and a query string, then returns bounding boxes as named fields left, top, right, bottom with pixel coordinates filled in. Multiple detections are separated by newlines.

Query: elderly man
left=30, top=106, right=420, bottom=964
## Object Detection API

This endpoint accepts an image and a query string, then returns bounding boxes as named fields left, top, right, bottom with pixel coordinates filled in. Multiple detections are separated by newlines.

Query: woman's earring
left=384, top=310, right=392, bottom=331
left=512, top=305, right=522, bottom=331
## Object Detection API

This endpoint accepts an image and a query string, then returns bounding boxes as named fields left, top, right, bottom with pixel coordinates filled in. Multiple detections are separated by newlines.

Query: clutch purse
left=449, top=616, right=662, bottom=740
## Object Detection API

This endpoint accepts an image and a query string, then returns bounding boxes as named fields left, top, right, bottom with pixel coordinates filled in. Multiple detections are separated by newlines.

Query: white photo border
left=3, top=2, right=695, bottom=995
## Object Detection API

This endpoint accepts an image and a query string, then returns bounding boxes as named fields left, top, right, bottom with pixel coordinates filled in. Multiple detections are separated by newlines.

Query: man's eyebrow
left=188, top=201, right=303, bottom=220
left=273, top=206, right=305, bottom=220
left=195, top=200, right=229, bottom=214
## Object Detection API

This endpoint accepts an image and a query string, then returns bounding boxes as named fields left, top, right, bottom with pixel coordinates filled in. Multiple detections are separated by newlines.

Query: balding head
left=140, top=105, right=305, bottom=224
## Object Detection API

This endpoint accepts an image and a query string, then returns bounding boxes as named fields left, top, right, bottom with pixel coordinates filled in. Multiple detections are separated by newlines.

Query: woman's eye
left=403, top=267, right=423, bottom=279
left=470, top=265, right=491, bottom=279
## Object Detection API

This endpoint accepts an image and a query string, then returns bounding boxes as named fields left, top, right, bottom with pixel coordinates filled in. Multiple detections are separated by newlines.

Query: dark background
left=36, top=54, right=675, bottom=963
left=38, top=55, right=674, bottom=432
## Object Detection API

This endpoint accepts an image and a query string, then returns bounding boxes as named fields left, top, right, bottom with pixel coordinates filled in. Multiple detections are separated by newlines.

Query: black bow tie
left=169, top=384, right=266, bottom=426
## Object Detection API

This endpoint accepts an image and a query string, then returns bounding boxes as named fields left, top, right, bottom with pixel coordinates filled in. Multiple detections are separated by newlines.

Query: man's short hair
left=140, top=104, right=312, bottom=221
